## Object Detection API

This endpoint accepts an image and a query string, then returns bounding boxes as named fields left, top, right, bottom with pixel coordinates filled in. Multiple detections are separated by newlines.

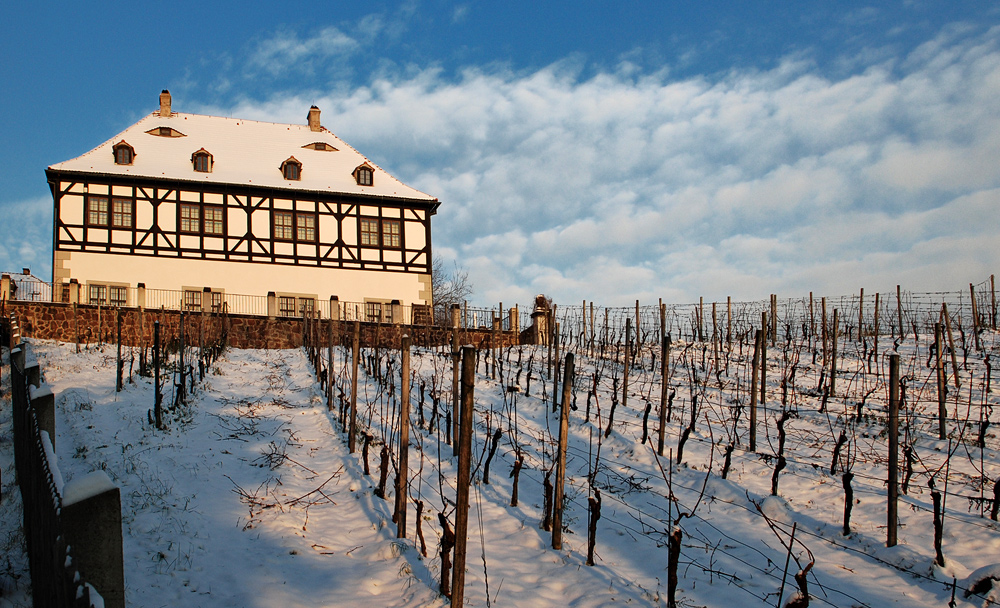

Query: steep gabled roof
left=49, top=110, right=437, bottom=202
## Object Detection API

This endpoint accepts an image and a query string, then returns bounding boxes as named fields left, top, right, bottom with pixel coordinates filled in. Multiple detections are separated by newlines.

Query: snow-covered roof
left=48, top=105, right=437, bottom=203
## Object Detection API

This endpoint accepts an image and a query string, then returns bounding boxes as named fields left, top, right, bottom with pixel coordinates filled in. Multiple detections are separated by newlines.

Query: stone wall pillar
left=69, top=279, right=80, bottom=305
left=391, top=299, right=403, bottom=325
left=267, top=291, right=277, bottom=320
left=29, top=383, right=55, bottom=448
left=137, top=283, right=146, bottom=309
left=510, top=306, right=519, bottom=335
left=329, top=296, right=340, bottom=321
left=61, top=471, right=125, bottom=608
left=0, top=273, right=9, bottom=304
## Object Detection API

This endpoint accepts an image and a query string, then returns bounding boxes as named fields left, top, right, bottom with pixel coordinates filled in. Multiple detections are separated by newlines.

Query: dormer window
left=145, top=126, right=185, bottom=137
left=354, top=164, right=373, bottom=186
left=303, top=142, right=337, bottom=151
left=281, top=157, right=302, bottom=181
left=191, top=148, right=213, bottom=173
left=112, top=141, right=135, bottom=165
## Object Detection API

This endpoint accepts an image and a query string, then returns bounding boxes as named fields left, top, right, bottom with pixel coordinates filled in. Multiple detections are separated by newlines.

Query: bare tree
left=432, top=259, right=474, bottom=324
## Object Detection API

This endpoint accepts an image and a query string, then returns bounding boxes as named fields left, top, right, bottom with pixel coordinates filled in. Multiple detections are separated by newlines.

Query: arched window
left=280, top=157, right=302, bottom=181
left=112, top=141, right=135, bottom=165
left=354, top=164, right=373, bottom=186
left=191, top=148, right=213, bottom=173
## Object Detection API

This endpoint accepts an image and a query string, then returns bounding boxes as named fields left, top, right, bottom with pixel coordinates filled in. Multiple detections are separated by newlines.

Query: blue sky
left=2, top=1, right=999, bottom=305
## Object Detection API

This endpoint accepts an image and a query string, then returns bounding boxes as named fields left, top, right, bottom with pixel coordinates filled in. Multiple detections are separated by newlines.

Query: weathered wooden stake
left=830, top=309, right=839, bottom=397
left=887, top=353, right=900, bottom=547
left=936, top=322, right=947, bottom=440
left=553, top=353, right=574, bottom=550
left=658, top=333, right=670, bottom=457
left=349, top=321, right=360, bottom=453
left=116, top=308, right=123, bottom=392
left=153, top=321, right=162, bottom=429
left=396, top=335, right=411, bottom=539
left=971, top=283, right=982, bottom=351
left=897, top=285, right=905, bottom=340
left=770, top=293, right=777, bottom=345
left=451, top=346, right=476, bottom=608
left=858, top=287, right=865, bottom=341
left=759, top=311, right=767, bottom=409
left=451, top=304, right=460, bottom=447
left=622, top=317, right=630, bottom=412
left=749, top=329, right=761, bottom=453
left=942, top=303, right=960, bottom=389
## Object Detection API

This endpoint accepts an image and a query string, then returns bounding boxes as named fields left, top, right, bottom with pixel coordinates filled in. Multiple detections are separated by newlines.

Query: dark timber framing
left=47, top=169, right=438, bottom=276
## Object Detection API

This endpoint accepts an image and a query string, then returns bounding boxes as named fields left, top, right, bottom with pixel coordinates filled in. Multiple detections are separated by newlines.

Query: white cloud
left=217, top=25, right=998, bottom=306
left=50, top=22, right=1000, bottom=308
left=0, top=196, right=52, bottom=279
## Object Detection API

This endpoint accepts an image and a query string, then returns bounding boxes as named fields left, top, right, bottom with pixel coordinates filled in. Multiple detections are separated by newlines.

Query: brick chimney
left=159, top=90, right=172, bottom=117
left=308, top=106, right=321, bottom=131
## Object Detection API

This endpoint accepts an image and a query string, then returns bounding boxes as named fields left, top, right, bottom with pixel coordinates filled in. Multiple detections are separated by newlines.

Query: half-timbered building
left=46, top=91, right=438, bottom=320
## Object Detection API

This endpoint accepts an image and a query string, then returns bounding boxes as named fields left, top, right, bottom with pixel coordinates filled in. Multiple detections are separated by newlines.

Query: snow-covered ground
left=3, top=328, right=1000, bottom=607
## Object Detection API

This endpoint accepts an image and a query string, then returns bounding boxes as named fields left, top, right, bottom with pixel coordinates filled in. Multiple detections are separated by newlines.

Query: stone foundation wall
left=3, top=301, right=520, bottom=351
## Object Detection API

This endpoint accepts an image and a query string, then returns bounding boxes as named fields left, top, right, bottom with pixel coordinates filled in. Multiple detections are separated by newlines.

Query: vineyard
left=3, top=278, right=1000, bottom=607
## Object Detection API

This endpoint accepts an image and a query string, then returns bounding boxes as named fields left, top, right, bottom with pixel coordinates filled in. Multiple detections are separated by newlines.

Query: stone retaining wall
left=3, top=301, right=521, bottom=350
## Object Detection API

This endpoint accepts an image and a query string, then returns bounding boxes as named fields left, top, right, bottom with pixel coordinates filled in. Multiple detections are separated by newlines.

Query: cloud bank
left=204, top=24, right=1000, bottom=305
left=11, top=22, right=999, bottom=307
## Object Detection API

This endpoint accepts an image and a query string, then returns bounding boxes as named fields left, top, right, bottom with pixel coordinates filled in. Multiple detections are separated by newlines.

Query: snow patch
left=63, top=471, right=116, bottom=507
left=40, top=430, right=64, bottom=494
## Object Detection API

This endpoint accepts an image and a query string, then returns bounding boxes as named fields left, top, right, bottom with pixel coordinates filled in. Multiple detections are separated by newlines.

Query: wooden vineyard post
left=726, top=296, right=732, bottom=349
left=553, top=353, right=574, bottom=550
left=451, top=346, right=476, bottom=608
left=451, top=304, right=460, bottom=447
left=552, top=322, right=561, bottom=412
left=622, top=318, right=630, bottom=412
left=711, top=302, right=718, bottom=371
left=971, top=283, right=982, bottom=352
left=658, top=333, right=670, bottom=457
left=936, top=322, right=947, bottom=440
left=636, top=300, right=642, bottom=348
left=873, top=292, right=881, bottom=370
left=697, top=297, right=704, bottom=342
left=349, top=321, right=360, bottom=453
left=396, top=335, right=411, bottom=538
left=830, top=309, right=839, bottom=397
left=992, top=274, right=997, bottom=330
left=770, top=294, right=777, bottom=345
left=809, top=292, right=815, bottom=338
left=897, top=285, right=905, bottom=340
left=942, top=303, right=960, bottom=389
left=887, top=353, right=900, bottom=547
left=759, top=311, right=767, bottom=409
left=116, top=308, right=123, bottom=392
left=749, top=329, right=761, bottom=453
left=858, top=288, right=865, bottom=341
left=581, top=299, right=587, bottom=356
left=327, top=318, right=334, bottom=410
left=153, top=321, right=162, bottom=429
left=821, top=297, right=828, bottom=367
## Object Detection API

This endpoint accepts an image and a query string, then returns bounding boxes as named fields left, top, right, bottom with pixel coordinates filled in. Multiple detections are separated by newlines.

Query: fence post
left=942, top=303, right=960, bottom=389
left=858, top=288, right=865, bottom=341
left=553, top=353, right=574, bottom=550
left=936, top=322, right=947, bottom=440
left=897, top=285, right=905, bottom=340
left=451, top=346, right=476, bottom=608
left=887, top=353, right=900, bottom=548
left=349, top=321, right=360, bottom=453
left=61, top=471, right=125, bottom=608
left=451, top=304, right=461, bottom=447
left=830, top=309, right=839, bottom=397
left=760, top=311, right=767, bottom=409
left=658, top=333, right=670, bottom=457
left=749, top=329, right=761, bottom=453
left=267, top=291, right=277, bottom=320
left=971, top=284, right=982, bottom=351
left=396, top=335, right=411, bottom=539
left=154, top=321, right=162, bottom=429
left=116, top=308, right=123, bottom=392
